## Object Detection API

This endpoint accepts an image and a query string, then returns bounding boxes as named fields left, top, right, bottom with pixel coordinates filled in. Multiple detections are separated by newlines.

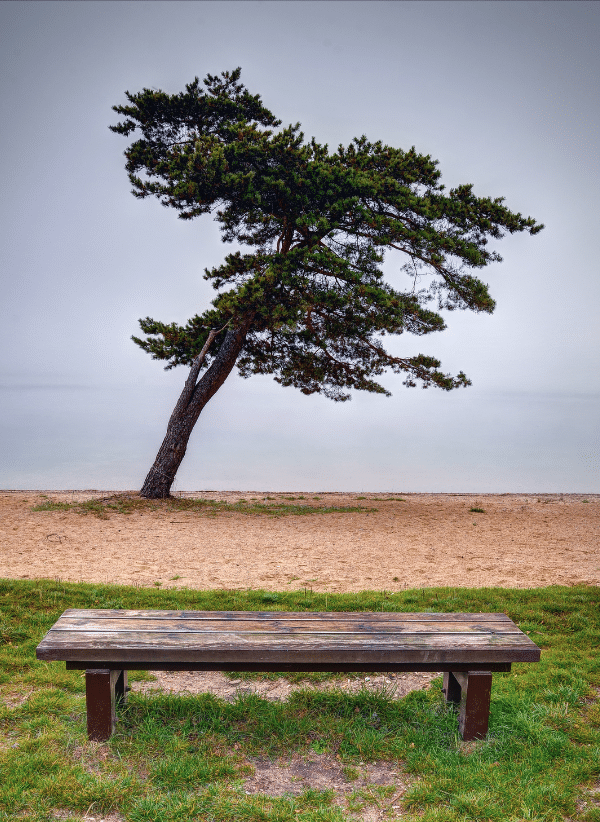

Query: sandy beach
left=1, top=490, right=597, bottom=592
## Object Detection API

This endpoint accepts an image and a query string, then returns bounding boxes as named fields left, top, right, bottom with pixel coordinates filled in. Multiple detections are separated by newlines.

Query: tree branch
left=173, top=319, right=231, bottom=414
left=357, top=335, right=414, bottom=369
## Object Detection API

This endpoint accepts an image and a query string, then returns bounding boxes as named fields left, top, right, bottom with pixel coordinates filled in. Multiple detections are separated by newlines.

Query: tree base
left=140, top=466, right=175, bottom=499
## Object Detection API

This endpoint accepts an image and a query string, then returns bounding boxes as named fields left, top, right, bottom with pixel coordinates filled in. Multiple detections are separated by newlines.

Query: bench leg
left=442, top=672, right=462, bottom=705
left=445, top=671, right=492, bottom=741
left=85, top=669, right=126, bottom=741
left=114, top=669, right=128, bottom=706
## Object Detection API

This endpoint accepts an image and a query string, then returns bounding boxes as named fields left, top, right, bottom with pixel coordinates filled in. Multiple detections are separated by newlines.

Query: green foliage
left=112, top=68, right=543, bottom=402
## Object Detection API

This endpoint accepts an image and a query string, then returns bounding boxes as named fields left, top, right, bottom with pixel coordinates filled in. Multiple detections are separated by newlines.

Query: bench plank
left=40, top=629, right=535, bottom=647
left=47, top=617, right=526, bottom=635
left=60, top=609, right=517, bottom=622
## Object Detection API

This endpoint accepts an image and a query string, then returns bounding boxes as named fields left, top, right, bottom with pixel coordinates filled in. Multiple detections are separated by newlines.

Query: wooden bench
left=36, top=609, right=540, bottom=742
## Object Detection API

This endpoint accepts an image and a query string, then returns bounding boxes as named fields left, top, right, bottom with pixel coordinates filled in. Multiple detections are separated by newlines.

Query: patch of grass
left=469, top=507, right=485, bottom=513
left=30, top=493, right=377, bottom=520
left=342, top=764, right=360, bottom=781
left=1, top=579, right=599, bottom=821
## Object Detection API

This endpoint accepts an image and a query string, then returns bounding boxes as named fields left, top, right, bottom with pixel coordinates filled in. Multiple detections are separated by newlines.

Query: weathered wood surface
left=58, top=610, right=517, bottom=620
left=85, top=669, right=127, bottom=741
left=37, top=610, right=541, bottom=668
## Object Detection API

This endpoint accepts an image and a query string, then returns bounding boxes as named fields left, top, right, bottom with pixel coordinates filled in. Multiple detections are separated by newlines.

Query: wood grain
left=36, top=609, right=541, bottom=667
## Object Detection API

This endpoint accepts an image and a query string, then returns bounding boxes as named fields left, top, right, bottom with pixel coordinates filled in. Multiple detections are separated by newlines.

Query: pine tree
left=111, top=68, right=543, bottom=498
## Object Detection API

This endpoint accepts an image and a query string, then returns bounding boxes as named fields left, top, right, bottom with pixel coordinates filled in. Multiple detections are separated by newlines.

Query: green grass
left=1, top=579, right=599, bottom=821
left=30, top=493, right=377, bottom=520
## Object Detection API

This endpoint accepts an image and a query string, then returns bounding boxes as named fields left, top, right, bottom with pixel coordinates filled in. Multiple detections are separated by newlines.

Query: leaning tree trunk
left=140, top=314, right=255, bottom=498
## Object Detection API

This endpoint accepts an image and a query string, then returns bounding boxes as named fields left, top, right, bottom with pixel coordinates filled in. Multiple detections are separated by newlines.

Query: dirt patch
left=577, top=778, right=600, bottom=816
left=0, top=688, right=37, bottom=709
left=241, top=753, right=411, bottom=820
left=131, top=670, right=437, bottom=702
left=1, top=490, right=598, bottom=591
left=51, top=813, right=124, bottom=822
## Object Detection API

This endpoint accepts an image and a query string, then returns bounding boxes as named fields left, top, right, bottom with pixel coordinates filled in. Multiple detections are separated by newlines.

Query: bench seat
left=36, top=609, right=541, bottom=742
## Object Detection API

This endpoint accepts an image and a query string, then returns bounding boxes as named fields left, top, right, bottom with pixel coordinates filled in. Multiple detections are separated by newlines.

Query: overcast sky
left=1, top=1, right=598, bottom=493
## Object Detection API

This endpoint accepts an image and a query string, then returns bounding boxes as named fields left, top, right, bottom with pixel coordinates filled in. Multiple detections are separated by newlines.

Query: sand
left=1, top=490, right=597, bottom=591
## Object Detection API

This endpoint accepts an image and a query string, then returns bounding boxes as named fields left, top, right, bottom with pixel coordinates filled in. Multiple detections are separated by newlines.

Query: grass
left=0, top=579, right=599, bottom=821
left=30, top=493, right=377, bottom=519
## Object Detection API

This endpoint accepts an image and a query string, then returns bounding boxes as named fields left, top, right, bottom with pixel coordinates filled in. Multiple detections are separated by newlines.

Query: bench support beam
left=443, top=670, right=492, bottom=741
left=85, top=669, right=127, bottom=742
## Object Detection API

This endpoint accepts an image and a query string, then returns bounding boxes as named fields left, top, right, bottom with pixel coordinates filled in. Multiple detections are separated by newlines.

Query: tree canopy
left=111, top=68, right=543, bottom=404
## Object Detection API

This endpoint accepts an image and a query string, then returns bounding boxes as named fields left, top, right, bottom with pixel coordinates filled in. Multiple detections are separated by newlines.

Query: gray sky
left=1, top=0, right=598, bottom=492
